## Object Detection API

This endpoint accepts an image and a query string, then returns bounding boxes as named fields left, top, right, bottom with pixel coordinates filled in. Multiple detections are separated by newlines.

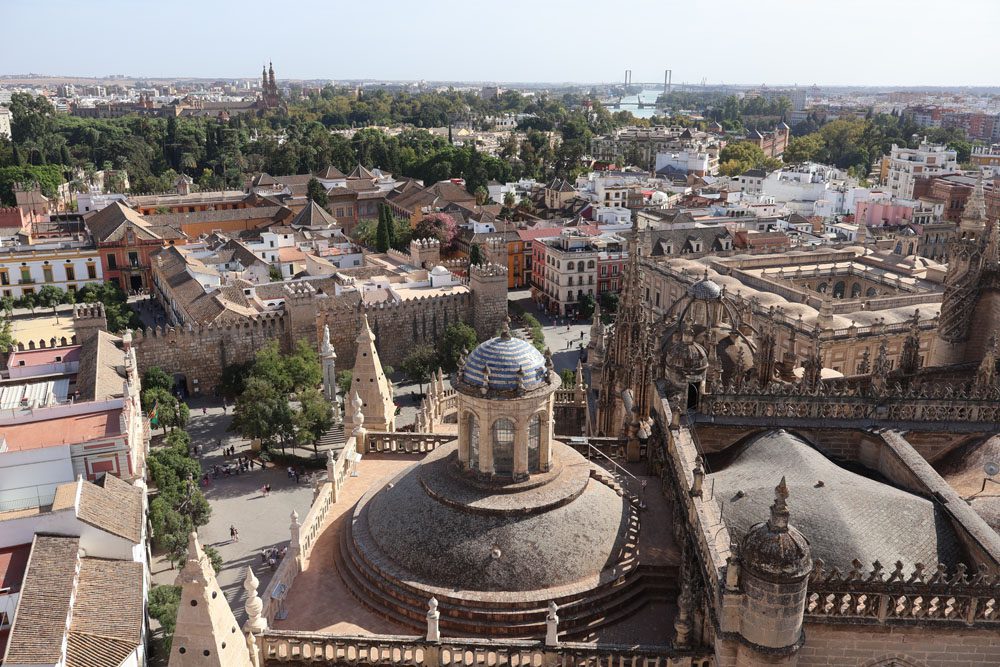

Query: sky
left=2, top=0, right=998, bottom=87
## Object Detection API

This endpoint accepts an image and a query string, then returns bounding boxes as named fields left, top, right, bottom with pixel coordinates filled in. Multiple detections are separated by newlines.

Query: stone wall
left=798, top=623, right=1000, bottom=666
left=318, top=292, right=473, bottom=369
left=132, top=314, right=286, bottom=394
left=134, top=272, right=508, bottom=392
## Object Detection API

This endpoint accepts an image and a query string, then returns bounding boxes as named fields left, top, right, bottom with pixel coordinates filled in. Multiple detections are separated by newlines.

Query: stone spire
left=897, top=310, right=922, bottom=376
left=754, top=323, right=777, bottom=388
left=974, top=334, right=999, bottom=393
left=351, top=314, right=395, bottom=432
left=596, top=222, right=654, bottom=440
left=170, top=532, right=251, bottom=666
left=321, top=324, right=338, bottom=405
left=799, top=334, right=823, bottom=389
left=767, top=477, right=790, bottom=532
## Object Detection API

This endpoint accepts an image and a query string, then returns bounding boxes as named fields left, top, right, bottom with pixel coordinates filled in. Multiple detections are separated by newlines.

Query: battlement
left=470, top=262, right=508, bottom=279
left=283, top=281, right=316, bottom=298
left=410, top=238, right=440, bottom=249
left=72, top=302, right=106, bottom=321
left=132, top=310, right=286, bottom=341
left=483, top=236, right=506, bottom=250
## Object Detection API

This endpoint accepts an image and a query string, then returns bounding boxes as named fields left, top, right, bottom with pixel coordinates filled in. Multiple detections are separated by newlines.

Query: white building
left=0, top=242, right=104, bottom=299
left=0, top=106, right=11, bottom=140
left=654, top=149, right=716, bottom=177
left=884, top=141, right=958, bottom=199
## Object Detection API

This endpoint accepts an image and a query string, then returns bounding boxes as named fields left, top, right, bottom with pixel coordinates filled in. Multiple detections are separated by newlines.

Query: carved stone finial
left=426, top=597, right=441, bottom=642
left=500, top=316, right=512, bottom=340
left=243, top=567, right=267, bottom=633
left=545, top=601, right=559, bottom=646
left=767, top=477, right=790, bottom=532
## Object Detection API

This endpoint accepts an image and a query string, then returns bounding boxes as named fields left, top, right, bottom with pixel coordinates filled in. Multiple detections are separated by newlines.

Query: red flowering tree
left=413, top=212, right=459, bottom=252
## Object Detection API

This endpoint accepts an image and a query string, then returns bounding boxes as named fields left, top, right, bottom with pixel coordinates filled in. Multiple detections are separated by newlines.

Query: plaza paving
left=149, top=399, right=317, bottom=626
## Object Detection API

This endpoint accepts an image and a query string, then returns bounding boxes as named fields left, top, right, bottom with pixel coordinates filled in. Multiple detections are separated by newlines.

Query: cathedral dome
left=667, top=336, right=708, bottom=375
left=462, top=329, right=547, bottom=391
left=688, top=277, right=722, bottom=300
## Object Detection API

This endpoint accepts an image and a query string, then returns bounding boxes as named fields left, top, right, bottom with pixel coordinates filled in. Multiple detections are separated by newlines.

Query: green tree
left=230, top=376, right=294, bottom=449
left=143, top=366, right=173, bottom=394
left=143, top=387, right=189, bottom=432
left=337, top=370, right=353, bottom=398
left=401, top=344, right=436, bottom=395
left=469, top=243, right=484, bottom=266
left=783, top=134, right=824, bottom=164
left=0, top=317, right=13, bottom=353
left=560, top=368, right=576, bottom=388
left=718, top=141, right=779, bottom=176
left=375, top=210, right=391, bottom=252
left=293, top=387, right=334, bottom=447
left=148, top=585, right=181, bottom=644
left=600, top=291, right=620, bottom=314
left=306, top=177, right=328, bottom=208
left=437, top=322, right=478, bottom=371
left=268, top=265, right=284, bottom=281
left=577, top=292, right=596, bottom=320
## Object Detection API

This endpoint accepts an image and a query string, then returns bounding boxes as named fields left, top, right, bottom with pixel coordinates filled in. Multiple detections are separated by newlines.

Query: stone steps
left=336, top=508, right=676, bottom=638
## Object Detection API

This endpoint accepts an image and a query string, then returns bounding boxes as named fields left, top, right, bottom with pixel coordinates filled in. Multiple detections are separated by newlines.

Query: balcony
left=18, top=278, right=35, bottom=285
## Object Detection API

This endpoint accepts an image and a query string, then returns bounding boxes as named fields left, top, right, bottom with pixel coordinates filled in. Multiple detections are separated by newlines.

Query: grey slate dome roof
left=462, top=331, right=547, bottom=391
left=361, top=442, right=630, bottom=592
left=688, top=277, right=722, bottom=300
left=709, top=430, right=964, bottom=572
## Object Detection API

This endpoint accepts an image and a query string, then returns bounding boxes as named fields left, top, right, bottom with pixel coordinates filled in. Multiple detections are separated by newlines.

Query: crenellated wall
left=132, top=313, right=287, bottom=394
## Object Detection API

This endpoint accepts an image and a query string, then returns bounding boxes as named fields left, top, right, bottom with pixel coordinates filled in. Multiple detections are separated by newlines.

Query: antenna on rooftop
left=973, top=461, right=1000, bottom=498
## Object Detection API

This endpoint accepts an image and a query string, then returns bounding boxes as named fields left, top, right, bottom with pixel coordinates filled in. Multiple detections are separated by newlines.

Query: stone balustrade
left=699, top=390, right=1000, bottom=427
left=806, top=560, right=1000, bottom=628
left=365, top=431, right=456, bottom=454
left=260, top=438, right=357, bottom=625
left=260, top=631, right=713, bottom=666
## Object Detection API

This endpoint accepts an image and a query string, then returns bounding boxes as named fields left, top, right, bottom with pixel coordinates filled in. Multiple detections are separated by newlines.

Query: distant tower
left=351, top=314, right=396, bottom=432
left=169, top=532, right=252, bottom=666
left=268, top=61, right=276, bottom=92
left=261, top=64, right=268, bottom=90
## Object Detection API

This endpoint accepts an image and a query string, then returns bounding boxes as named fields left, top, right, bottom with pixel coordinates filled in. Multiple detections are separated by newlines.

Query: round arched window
left=492, top=418, right=515, bottom=474
left=528, top=414, right=541, bottom=471
left=467, top=413, right=480, bottom=471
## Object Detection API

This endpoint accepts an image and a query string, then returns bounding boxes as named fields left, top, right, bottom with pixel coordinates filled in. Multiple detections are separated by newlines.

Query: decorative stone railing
left=365, top=431, right=456, bottom=454
left=806, top=560, right=1000, bottom=628
left=260, top=437, right=357, bottom=626
left=260, top=631, right=713, bottom=667
left=699, top=390, right=1000, bottom=427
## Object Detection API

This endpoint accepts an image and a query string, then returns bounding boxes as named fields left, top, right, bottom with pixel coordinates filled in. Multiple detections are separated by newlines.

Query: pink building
left=855, top=200, right=915, bottom=227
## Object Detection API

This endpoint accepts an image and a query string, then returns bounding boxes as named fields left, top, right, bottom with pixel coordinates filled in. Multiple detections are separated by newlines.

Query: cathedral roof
left=708, top=430, right=964, bottom=572
left=462, top=330, right=547, bottom=391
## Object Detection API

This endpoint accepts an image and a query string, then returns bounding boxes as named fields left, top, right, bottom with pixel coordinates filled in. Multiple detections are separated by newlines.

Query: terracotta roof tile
left=76, top=474, right=144, bottom=543
left=4, top=535, right=80, bottom=664
left=66, top=558, right=144, bottom=667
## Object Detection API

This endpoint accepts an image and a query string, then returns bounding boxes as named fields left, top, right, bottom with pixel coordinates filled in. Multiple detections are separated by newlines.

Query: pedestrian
left=203, top=406, right=208, bottom=416
left=222, top=401, right=228, bottom=414
left=580, top=331, right=584, bottom=340
left=264, top=483, right=271, bottom=496
left=230, top=525, right=239, bottom=542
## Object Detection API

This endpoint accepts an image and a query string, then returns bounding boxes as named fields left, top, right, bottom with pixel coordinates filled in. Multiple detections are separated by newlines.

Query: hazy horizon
left=2, top=0, right=998, bottom=87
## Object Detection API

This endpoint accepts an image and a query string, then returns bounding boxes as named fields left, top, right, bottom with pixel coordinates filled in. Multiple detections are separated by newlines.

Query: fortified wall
left=130, top=264, right=509, bottom=393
